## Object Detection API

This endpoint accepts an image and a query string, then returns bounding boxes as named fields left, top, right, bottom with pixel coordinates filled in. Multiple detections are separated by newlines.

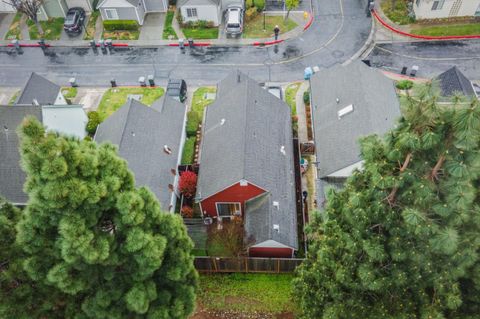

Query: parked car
left=64, top=7, right=86, bottom=35
left=166, top=79, right=187, bottom=103
left=225, top=6, right=244, bottom=37
left=266, top=86, right=283, bottom=100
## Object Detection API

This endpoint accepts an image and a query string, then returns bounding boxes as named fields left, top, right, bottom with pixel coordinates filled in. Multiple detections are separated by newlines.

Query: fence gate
left=300, top=142, right=315, bottom=155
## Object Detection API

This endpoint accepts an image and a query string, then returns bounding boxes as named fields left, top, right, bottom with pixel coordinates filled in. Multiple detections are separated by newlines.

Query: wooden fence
left=194, top=257, right=304, bottom=273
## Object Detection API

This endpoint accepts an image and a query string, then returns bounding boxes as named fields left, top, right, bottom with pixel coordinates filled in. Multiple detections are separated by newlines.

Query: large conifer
left=1, top=118, right=197, bottom=318
left=294, top=93, right=480, bottom=318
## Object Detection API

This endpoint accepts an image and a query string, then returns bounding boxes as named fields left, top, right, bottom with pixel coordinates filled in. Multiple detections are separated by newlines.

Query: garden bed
left=285, top=82, right=300, bottom=115
left=97, top=87, right=164, bottom=120
left=102, top=30, right=140, bottom=40
left=243, top=15, right=297, bottom=39
left=27, top=18, right=64, bottom=40
left=380, top=0, right=414, bottom=25
left=83, top=11, right=99, bottom=40
left=4, top=13, right=22, bottom=40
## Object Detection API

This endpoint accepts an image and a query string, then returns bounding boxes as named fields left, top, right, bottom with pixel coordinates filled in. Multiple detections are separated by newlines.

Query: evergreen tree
left=294, top=92, right=480, bottom=318
left=1, top=117, right=197, bottom=318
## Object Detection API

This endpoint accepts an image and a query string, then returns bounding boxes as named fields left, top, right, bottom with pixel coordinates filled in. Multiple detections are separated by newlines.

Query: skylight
left=338, top=104, right=354, bottom=119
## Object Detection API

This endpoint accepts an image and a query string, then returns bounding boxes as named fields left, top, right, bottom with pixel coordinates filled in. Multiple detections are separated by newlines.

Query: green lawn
left=162, top=11, right=178, bottom=40
left=198, top=274, right=296, bottom=314
left=4, top=13, right=23, bottom=40
left=380, top=0, right=414, bottom=25
left=97, top=87, right=165, bottom=120
left=182, top=27, right=218, bottom=39
left=243, top=15, right=297, bottom=39
left=192, top=87, right=216, bottom=116
left=102, top=30, right=140, bottom=40
left=27, top=18, right=64, bottom=40
left=285, top=82, right=301, bottom=115
left=83, top=11, right=99, bottom=40
left=411, top=23, right=480, bottom=36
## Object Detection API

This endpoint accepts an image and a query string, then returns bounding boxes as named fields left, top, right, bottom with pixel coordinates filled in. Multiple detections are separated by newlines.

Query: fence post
left=245, top=258, right=248, bottom=273
left=277, top=259, right=280, bottom=273
left=212, top=257, right=218, bottom=272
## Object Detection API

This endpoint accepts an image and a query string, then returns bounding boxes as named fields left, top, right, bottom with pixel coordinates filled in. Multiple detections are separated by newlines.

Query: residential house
left=16, top=72, right=67, bottom=106
left=435, top=66, right=477, bottom=98
left=97, top=0, right=167, bottom=25
left=0, top=0, right=94, bottom=17
left=196, top=71, right=298, bottom=258
left=178, top=0, right=222, bottom=26
left=94, top=97, right=187, bottom=212
left=0, top=104, right=88, bottom=205
left=413, top=0, right=480, bottom=19
left=310, top=62, right=401, bottom=203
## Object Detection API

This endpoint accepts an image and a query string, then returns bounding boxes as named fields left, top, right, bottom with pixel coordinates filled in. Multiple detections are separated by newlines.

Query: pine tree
left=1, top=117, right=197, bottom=318
left=294, top=92, right=480, bottom=318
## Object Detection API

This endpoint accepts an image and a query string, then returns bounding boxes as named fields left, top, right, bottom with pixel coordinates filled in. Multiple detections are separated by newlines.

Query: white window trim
left=105, top=8, right=119, bottom=19
left=186, top=7, right=198, bottom=18
left=216, top=202, right=241, bottom=217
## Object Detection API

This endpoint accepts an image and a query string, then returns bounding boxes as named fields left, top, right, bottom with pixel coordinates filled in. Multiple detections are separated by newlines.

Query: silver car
left=225, top=6, right=243, bottom=37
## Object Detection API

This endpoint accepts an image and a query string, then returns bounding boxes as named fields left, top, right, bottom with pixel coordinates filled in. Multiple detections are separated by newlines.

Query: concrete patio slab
left=73, top=87, right=109, bottom=111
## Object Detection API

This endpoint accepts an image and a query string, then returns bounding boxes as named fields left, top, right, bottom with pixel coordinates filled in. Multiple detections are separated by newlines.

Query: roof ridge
left=117, top=99, right=136, bottom=149
left=242, top=73, right=249, bottom=182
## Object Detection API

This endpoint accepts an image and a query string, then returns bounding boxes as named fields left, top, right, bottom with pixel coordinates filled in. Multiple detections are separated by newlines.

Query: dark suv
left=64, top=7, right=86, bottom=34
left=166, top=79, right=187, bottom=103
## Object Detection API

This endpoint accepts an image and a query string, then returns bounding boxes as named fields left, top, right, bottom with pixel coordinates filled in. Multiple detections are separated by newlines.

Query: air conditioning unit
left=203, top=217, right=212, bottom=225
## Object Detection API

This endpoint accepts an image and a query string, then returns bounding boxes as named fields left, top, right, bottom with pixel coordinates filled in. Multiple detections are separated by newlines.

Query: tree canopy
left=294, top=92, right=480, bottom=318
left=0, top=118, right=197, bottom=318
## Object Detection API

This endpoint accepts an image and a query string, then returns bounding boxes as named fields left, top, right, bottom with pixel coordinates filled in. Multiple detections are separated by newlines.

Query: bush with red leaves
left=181, top=205, right=194, bottom=218
left=179, top=171, right=197, bottom=198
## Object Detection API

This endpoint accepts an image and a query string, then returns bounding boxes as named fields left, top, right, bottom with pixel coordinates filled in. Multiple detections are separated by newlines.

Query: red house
left=196, top=71, right=298, bottom=258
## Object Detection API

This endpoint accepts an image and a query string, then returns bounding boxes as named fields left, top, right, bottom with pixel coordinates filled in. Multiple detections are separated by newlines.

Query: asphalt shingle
left=16, top=73, right=61, bottom=106
left=436, top=66, right=475, bottom=97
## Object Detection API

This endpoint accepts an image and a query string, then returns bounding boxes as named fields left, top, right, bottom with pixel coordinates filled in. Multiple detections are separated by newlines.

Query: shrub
left=181, top=205, right=194, bottom=218
left=186, top=111, right=200, bottom=137
left=245, top=7, right=258, bottom=22
left=303, top=91, right=310, bottom=105
left=181, top=137, right=196, bottom=164
left=396, top=80, right=414, bottom=90
left=179, top=171, right=197, bottom=198
left=86, top=111, right=101, bottom=136
left=103, top=20, right=139, bottom=31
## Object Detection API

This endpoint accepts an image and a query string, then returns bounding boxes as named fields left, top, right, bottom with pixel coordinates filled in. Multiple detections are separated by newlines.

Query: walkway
left=0, top=13, right=15, bottom=40
left=19, top=15, right=29, bottom=40
left=139, top=13, right=165, bottom=41
left=295, top=81, right=309, bottom=143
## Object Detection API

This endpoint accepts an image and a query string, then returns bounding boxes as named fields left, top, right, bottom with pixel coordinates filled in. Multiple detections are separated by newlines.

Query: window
left=105, top=9, right=118, bottom=19
left=431, top=0, right=444, bottom=10
left=186, top=8, right=198, bottom=18
left=216, top=203, right=241, bottom=217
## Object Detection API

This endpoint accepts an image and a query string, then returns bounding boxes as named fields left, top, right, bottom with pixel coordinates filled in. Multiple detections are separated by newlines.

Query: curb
left=372, top=9, right=480, bottom=40
left=303, top=14, right=314, bottom=31
left=168, top=42, right=211, bottom=47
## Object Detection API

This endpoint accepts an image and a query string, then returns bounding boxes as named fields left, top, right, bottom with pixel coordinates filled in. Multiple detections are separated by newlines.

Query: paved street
left=0, top=0, right=371, bottom=86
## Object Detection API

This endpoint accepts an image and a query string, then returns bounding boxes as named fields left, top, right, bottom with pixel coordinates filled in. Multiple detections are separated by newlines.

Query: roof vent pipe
left=164, top=145, right=172, bottom=154
left=280, top=145, right=286, bottom=155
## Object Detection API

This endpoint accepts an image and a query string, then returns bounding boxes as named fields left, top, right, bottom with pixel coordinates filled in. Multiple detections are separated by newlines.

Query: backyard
left=243, top=15, right=297, bottom=39
left=195, top=273, right=296, bottom=317
left=27, top=18, right=64, bottom=40
left=97, top=87, right=165, bottom=120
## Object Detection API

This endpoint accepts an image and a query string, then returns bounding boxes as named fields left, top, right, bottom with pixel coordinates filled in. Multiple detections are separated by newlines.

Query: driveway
left=60, top=14, right=88, bottom=41
left=139, top=13, right=165, bottom=41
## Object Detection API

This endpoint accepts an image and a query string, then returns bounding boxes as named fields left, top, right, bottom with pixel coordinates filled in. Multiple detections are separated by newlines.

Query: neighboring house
left=435, top=66, right=476, bottom=98
left=36, top=0, right=95, bottom=20
left=0, top=104, right=88, bottom=205
left=97, top=0, right=167, bottom=25
left=413, top=0, right=480, bottom=19
left=196, top=71, right=298, bottom=258
left=310, top=62, right=401, bottom=202
left=0, top=1, right=15, bottom=12
left=178, top=0, right=221, bottom=26
left=94, top=97, right=187, bottom=212
left=16, top=72, right=67, bottom=106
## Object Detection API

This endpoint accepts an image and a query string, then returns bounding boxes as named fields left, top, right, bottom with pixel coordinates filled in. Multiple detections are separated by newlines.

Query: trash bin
left=304, top=67, right=313, bottom=80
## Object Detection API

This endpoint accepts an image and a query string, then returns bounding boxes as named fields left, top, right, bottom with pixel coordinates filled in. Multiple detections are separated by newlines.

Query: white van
left=225, top=6, right=244, bottom=37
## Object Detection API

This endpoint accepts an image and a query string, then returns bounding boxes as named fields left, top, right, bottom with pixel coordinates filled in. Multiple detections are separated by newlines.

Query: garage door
left=0, top=2, right=16, bottom=12
left=66, top=0, right=91, bottom=11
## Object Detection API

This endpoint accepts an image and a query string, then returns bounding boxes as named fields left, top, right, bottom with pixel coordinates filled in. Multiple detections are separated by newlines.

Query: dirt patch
left=190, top=303, right=296, bottom=319
left=224, top=295, right=262, bottom=306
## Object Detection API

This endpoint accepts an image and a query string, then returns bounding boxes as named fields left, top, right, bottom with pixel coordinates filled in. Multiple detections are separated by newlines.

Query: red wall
left=200, top=182, right=265, bottom=218
left=249, top=247, right=294, bottom=258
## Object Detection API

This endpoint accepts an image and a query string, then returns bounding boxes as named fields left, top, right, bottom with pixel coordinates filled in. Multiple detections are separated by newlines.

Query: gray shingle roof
left=177, top=0, right=220, bottom=7
left=95, top=97, right=186, bottom=211
left=197, top=71, right=297, bottom=249
left=0, top=105, right=42, bottom=204
left=16, top=73, right=60, bottom=106
left=311, top=61, right=401, bottom=178
left=436, top=66, right=475, bottom=97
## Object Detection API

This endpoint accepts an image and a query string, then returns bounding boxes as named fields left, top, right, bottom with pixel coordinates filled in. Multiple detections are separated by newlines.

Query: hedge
left=181, top=137, right=196, bottom=165
left=396, top=80, right=413, bottom=90
left=103, top=20, right=139, bottom=31
left=86, top=111, right=101, bottom=136
left=186, top=111, right=200, bottom=137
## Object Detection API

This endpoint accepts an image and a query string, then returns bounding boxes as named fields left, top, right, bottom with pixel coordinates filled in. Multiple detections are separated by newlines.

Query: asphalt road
left=0, top=0, right=372, bottom=87
left=0, top=0, right=479, bottom=88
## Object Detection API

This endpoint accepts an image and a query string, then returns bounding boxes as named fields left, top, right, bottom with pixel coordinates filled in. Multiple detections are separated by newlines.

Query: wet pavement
left=0, top=0, right=371, bottom=87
